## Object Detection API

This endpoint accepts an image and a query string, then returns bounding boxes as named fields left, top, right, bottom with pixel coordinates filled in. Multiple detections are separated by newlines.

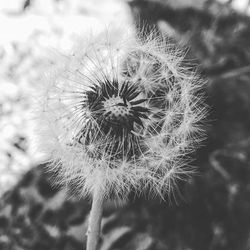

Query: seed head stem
left=86, top=187, right=104, bottom=250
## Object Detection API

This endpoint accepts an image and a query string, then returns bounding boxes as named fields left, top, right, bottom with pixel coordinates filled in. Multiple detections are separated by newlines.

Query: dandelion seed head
left=35, top=27, right=207, bottom=200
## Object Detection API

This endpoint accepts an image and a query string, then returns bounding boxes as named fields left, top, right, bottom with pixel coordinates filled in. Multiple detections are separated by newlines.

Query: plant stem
left=86, top=187, right=104, bottom=250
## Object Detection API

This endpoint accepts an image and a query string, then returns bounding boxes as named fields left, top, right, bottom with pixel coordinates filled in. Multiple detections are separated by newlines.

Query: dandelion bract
left=36, top=27, right=206, bottom=200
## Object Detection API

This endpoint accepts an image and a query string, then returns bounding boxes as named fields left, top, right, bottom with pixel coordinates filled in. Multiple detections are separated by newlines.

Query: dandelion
left=35, top=27, right=206, bottom=250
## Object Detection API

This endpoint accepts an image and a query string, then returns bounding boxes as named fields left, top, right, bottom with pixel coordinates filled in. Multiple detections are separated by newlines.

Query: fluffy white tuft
left=34, top=27, right=207, bottom=200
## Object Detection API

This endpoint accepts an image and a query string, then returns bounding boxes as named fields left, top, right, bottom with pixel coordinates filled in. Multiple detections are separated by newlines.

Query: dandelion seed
left=34, top=27, right=207, bottom=250
left=35, top=27, right=206, bottom=204
left=35, top=31, right=207, bottom=250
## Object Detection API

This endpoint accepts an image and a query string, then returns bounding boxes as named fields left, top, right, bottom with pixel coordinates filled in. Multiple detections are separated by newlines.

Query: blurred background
left=0, top=0, right=250, bottom=249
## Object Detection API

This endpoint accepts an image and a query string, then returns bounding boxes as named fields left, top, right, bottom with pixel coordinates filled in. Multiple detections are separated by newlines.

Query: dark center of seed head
left=87, top=80, right=150, bottom=136
left=103, top=96, right=130, bottom=121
